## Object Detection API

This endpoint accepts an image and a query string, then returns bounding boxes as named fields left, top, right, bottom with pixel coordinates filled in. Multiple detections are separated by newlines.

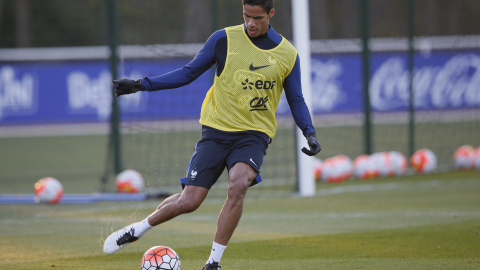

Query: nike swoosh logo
left=249, top=63, right=272, bottom=71
left=250, top=158, right=258, bottom=168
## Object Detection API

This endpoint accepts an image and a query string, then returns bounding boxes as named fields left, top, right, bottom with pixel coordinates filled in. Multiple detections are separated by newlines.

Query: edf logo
left=242, top=78, right=276, bottom=90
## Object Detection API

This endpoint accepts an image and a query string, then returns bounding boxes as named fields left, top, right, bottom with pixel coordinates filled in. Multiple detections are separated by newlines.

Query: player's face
left=243, top=4, right=275, bottom=38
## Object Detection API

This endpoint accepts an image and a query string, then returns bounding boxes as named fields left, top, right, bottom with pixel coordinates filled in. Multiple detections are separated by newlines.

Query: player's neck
left=244, top=24, right=271, bottom=40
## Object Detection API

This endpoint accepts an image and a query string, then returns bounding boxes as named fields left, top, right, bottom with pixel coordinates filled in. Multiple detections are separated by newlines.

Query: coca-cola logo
left=370, top=54, right=480, bottom=110
left=311, top=59, right=345, bottom=112
left=430, top=54, right=480, bottom=108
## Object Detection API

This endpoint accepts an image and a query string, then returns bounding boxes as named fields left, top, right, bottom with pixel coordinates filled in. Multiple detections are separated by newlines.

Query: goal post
left=292, top=0, right=316, bottom=197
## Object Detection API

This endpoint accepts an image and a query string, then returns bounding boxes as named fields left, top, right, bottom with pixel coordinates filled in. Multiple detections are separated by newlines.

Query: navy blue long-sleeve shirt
left=141, top=25, right=315, bottom=137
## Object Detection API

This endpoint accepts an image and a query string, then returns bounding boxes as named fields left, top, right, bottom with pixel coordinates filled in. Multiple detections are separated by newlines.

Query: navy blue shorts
left=181, top=126, right=270, bottom=189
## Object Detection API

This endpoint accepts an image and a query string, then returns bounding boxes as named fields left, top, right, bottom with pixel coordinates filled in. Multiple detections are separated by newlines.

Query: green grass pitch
left=1, top=170, right=479, bottom=269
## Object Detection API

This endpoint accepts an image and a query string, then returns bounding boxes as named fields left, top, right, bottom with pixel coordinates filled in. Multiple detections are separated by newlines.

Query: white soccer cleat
left=103, top=223, right=140, bottom=254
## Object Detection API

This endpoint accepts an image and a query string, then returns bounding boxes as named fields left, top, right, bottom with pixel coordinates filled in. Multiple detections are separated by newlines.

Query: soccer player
left=104, top=0, right=321, bottom=269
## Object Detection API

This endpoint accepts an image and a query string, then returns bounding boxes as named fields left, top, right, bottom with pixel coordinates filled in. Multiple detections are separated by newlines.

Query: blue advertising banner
left=278, top=50, right=480, bottom=115
left=0, top=50, right=479, bottom=125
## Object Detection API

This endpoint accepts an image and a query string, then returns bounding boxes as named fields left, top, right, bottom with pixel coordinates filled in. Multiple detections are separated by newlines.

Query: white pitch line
left=314, top=179, right=446, bottom=197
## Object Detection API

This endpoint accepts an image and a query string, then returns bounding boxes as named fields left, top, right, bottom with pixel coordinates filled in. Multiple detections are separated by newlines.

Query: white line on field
left=314, top=179, right=446, bottom=197
left=176, top=210, right=480, bottom=222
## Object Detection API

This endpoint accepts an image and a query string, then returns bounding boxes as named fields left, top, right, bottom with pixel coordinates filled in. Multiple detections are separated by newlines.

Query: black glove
left=301, top=132, right=321, bottom=156
left=112, top=78, right=142, bottom=97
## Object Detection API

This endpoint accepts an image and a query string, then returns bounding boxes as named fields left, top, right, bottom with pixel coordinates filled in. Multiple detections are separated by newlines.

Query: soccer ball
left=388, top=151, right=407, bottom=176
left=34, top=177, right=63, bottom=204
left=116, top=169, right=144, bottom=193
left=141, top=246, right=180, bottom=270
left=370, top=152, right=391, bottom=177
left=353, top=154, right=379, bottom=180
left=321, top=155, right=353, bottom=183
left=454, top=145, right=475, bottom=169
left=410, top=148, right=437, bottom=174
left=368, top=151, right=406, bottom=177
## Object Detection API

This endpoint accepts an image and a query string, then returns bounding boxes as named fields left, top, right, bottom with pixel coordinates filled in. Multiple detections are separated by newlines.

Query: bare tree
left=183, top=0, right=211, bottom=43
left=0, top=0, right=3, bottom=40
left=446, top=0, right=462, bottom=35
left=418, top=0, right=439, bottom=36
left=310, top=0, right=331, bottom=39
left=338, top=0, right=359, bottom=38
left=15, top=0, right=30, bottom=47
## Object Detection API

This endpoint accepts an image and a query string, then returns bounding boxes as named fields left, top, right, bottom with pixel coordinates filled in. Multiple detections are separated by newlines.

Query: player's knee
left=227, top=179, right=249, bottom=201
left=226, top=162, right=256, bottom=202
left=179, top=197, right=202, bottom=213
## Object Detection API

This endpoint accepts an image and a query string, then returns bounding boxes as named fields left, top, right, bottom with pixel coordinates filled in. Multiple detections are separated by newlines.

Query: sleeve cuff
left=303, top=124, right=316, bottom=138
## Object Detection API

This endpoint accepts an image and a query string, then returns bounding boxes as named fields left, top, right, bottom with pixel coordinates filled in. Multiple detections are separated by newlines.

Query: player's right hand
left=301, top=132, right=321, bottom=156
left=112, top=78, right=142, bottom=97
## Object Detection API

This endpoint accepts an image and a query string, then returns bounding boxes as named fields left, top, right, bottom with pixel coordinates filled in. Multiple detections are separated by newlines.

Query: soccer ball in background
left=369, top=151, right=406, bottom=177
left=370, top=152, right=392, bottom=177
left=116, top=169, right=144, bottom=193
left=454, top=145, right=475, bottom=170
left=410, top=149, right=437, bottom=173
left=388, top=151, right=407, bottom=176
left=353, top=154, right=379, bottom=180
left=34, top=177, right=63, bottom=204
left=321, top=155, right=353, bottom=183
left=141, top=246, right=180, bottom=270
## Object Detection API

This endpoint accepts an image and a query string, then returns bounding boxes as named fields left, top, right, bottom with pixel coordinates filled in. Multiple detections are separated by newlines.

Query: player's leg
left=203, top=162, right=257, bottom=269
left=148, top=185, right=209, bottom=225
left=104, top=136, right=226, bottom=255
left=215, top=162, right=256, bottom=245
left=204, top=132, right=268, bottom=268
left=103, top=186, right=208, bottom=255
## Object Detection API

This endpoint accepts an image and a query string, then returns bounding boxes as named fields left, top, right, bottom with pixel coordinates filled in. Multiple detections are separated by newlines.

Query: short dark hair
left=242, top=0, right=274, bottom=13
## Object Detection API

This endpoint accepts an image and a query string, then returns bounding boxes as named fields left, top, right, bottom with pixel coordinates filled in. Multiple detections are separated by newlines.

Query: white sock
left=133, top=218, right=153, bottom=237
left=206, top=241, right=227, bottom=265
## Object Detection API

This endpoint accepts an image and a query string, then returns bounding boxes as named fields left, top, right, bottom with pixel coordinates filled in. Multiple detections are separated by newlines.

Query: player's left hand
left=112, top=78, right=142, bottom=97
left=301, top=133, right=321, bottom=156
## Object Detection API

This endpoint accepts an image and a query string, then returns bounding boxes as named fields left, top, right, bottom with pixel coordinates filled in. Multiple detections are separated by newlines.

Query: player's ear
left=268, top=8, right=275, bottom=19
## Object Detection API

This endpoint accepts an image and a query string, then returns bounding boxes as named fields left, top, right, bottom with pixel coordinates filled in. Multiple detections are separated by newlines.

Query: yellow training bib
left=199, top=24, right=297, bottom=138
